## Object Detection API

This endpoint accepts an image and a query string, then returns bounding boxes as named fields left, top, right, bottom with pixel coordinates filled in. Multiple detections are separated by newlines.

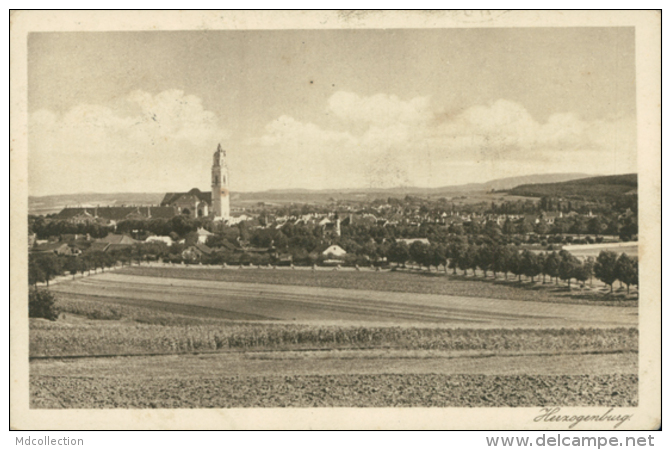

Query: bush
left=548, top=236, right=562, bottom=244
left=29, top=289, right=59, bottom=321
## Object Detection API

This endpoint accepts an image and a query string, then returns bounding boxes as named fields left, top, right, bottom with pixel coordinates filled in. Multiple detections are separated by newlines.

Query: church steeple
left=211, top=143, right=230, bottom=220
left=213, top=143, right=226, bottom=167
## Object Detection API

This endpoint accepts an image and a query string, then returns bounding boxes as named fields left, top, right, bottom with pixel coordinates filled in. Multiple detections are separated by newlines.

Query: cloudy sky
left=28, top=28, right=637, bottom=196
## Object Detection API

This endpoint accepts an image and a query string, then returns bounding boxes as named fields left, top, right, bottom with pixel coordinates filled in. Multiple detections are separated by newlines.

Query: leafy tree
left=476, top=245, right=495, bottom=278
left=29, top=288, right=59, bottom=321
left=361, top=241, right=380, bottom=261
left=536, top=252, right=548, bottom=283
left=570, top=217, right=588, bottom=237
left=572, top=260, right=593, bottom=289
left=543, top=251, right=561, bottom=284
left=88, top=250, right=107, bottom=273
left=594, top=251, right=619, bottom=294
left=429, top=244, right=448, bottom=273
left=102, top=252, right=117, bottom=271
left=490, top=245, right=505, bottom=279
left=467, top=221, right=482, bottom=236
left=521, top=250, right=542, bottom=282
left=63, top=257, right=85, bottom=280
left=588, top=216, right=605, bottom=238
left=516, top=219, right=533, bottom=235
left=448, top=223, right=464, bottom=235
left=582, top=257, right=596, bottom=287
left=448, top=243, right=465, bottom=275
left=483, top=221, right=502, bottom=242
left=34, top=254, right=62, bottom=287
left=508, top=249, right=523, bottom=281
left=558, top=250, right=580, bottom=289
left=409, top=241, right=430, bottom=270
left=502, top=218, right=516, bottom=235
left=551, top=218, right=571, bottom=235
left=534, top=221, right=549, bottom=236
left=465, top=245, right=479, bottom=276
left=170, top=215, right=196, bottom=237
left=28, top=254, right=45, bottom=286
left=457, top=245, right=474, bottom=275
left=619, top=216, right=638, bottom=241
left=630, top=257, right=639, bottom=292
left=615, top=253, right=637, bottom=294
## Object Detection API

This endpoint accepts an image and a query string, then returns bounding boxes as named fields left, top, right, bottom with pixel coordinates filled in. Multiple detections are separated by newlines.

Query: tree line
left=29, top=238, right=638, bottom=296
left=387, top=241, right=638, bottom=295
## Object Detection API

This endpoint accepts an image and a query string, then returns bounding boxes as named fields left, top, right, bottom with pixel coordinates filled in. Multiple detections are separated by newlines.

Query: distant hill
left=28, top=172, right=595, bottom=215
left=29, top=192, right=165, bottom=216
left=477, top=173, right=593, bottom=191
left=508, top=174, right=638, bottom=201
left=232, top=173, right=592, bottom=201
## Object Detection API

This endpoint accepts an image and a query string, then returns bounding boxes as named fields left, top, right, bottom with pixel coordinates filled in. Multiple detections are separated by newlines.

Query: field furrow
left=49, top=272, right=637, bottom=328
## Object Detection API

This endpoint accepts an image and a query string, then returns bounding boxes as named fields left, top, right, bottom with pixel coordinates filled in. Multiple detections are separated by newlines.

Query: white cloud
left=29, top=88, right=638, bottom=195
left=328, top=91, right=431, bottom=126
left=29, top=90, right=228, bottom=195
left=251, top=91, right=637, bottom=188
left=257, top=115, right=355, bottom=148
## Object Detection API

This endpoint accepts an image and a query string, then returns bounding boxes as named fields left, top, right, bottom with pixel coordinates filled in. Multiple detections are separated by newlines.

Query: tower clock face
left=221, top=188, right=229, bottom=197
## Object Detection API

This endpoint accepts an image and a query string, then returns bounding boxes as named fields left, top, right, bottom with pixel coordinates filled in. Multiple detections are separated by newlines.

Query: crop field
left=122, top=266, right=638, bottom=305
left=31, top=267, right=639, bottom=408
left=30, top=315, right=638, bottom=357
left=47, top=272, right=637, bottom=328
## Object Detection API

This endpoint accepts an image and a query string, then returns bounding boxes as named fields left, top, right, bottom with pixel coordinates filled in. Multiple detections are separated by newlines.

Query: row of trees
left=387, top=241, right=638, bottom=294
left=29, top=238, right=638, bottom=296
left=28, top=246, right=153, bottom=286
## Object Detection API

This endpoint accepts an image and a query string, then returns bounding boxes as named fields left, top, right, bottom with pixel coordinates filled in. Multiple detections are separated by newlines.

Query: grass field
left=47, top=272, right=637, bottom=328
left=31, top=267, right=639, bottom=408
left=564, top=243, right=639, bottom=259
left=120, top=266, right=638, bottom=305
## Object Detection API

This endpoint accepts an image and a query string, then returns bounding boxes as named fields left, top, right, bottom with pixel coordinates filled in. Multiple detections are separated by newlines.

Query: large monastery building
left=57, top=144, right=231, bottom=222
left=161, top=143, right=231, bottom=220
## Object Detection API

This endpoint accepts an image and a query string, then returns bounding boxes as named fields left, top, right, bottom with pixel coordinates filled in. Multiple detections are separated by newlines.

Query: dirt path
left=31, top=349, right=637, bottom=378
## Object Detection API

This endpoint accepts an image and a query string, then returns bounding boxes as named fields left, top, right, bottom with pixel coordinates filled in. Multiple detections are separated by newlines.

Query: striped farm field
left=31, top=267, right=639, bottom=408
left=48, top=271, right=637, bottom=328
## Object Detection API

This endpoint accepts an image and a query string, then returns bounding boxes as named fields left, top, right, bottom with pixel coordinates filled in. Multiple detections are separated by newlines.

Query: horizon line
left=28, top=171, right=640, bottom=199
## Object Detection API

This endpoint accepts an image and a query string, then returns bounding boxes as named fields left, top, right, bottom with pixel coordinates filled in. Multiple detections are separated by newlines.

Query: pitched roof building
left=55, top=206, right=178, bottom=224
left=159, top=144, right=231, bottom=220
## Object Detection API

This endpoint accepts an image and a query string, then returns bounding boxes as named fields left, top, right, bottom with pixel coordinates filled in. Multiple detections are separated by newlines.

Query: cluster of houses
left=30, top=233, right=140, bottom=257
left=36, top=195, right=630, bottom=265
left=259, top=210, right=579, bottom=235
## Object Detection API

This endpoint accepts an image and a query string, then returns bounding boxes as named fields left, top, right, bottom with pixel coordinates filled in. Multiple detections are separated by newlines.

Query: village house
left=322, top=244, right=347, bottom=258
left=195, top=227, right=215, bottom=244
left=55, top=205, right=178, bottom=226
left=145, top=235, right=174, bottom=246
left=181, top=243, right=214, bottom=261
left=31, top=242, right=82, bottom=256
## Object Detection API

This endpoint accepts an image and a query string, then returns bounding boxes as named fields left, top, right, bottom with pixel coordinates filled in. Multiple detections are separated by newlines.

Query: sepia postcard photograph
left=9, top=10, right=661, bottom=430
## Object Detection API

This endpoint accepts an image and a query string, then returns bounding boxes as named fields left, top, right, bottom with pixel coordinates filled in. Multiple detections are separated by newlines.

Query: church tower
left=211, top=144, right=230, bottom=220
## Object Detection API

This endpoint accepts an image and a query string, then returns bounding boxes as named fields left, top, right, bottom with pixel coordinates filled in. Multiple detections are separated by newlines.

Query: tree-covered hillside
left=508, top=174, right=637, bottom=211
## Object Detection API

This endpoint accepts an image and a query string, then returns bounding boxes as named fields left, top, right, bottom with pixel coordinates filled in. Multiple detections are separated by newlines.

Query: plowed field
left=32, top=268, right=638, bottom=409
